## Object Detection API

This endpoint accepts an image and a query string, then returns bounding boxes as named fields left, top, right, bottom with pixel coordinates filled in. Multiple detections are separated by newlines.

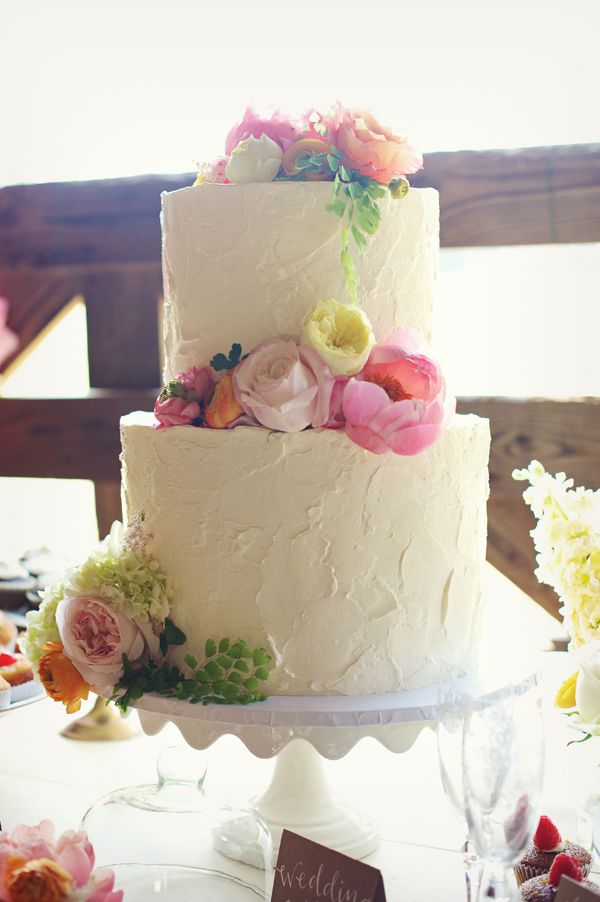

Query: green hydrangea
left=22, top=582, right=64, bottom=671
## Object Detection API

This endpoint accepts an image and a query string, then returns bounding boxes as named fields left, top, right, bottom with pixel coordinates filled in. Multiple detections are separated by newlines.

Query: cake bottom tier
left=120, top=413, right=490, bottom=696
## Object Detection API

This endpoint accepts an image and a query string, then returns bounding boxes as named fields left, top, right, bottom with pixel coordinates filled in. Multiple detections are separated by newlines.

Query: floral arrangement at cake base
left=514, top=461, right=600, bottom=740
left=22, top=516, right=272, bottom=713
left=0, top=820, right=122, bottom=901
left=194, top=104, right=423, bottom=301
left=154, top=299, right=455, bottom=457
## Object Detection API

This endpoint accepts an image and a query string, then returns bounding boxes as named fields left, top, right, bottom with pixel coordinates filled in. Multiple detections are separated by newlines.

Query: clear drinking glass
left=462, top=672, right=544, bottom=902
left=436, top=673, right=483, bottom=901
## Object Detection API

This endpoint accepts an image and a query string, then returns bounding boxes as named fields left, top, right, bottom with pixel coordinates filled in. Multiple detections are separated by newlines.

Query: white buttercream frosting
left=120, top=414, right=490, bottom=695
left=161, top=183, right=439, bottom=380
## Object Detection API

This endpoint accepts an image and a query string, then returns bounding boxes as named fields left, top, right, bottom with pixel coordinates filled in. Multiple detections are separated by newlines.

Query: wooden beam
left=0, top=144, right=598, bottom=273
left=94, top=481, right=122, bottom=536
left=0, top=390, right=157, bottom=480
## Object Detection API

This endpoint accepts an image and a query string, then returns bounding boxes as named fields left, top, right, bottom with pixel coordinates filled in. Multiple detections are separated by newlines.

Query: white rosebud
left=225, top=134, right=283, bottom=183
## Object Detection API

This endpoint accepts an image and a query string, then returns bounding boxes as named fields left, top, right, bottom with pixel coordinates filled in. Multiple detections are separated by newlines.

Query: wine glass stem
left=463, top=838, right=482, bottom=902
left=479, top=861, right=514, bottom=901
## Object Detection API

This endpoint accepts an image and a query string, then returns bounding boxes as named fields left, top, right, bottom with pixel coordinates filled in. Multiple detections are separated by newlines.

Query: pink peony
left=334, top=108, right=422, bottom=184
left=154, top=395, right=202, bottom=429
left=233, top=339, right=335, bottom=432
left=342, top=332, right=454, bottom=455
left=225, top=107, right=298, bottom=155
left=0, top=822, right=122, bottom=902
left=0, top=298, right=18, bottom=367
left=55, top=595, right=159, bottom=697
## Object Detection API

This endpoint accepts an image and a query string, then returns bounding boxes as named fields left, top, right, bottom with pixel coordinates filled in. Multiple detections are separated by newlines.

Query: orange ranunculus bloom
left=38, top=642, right=90, bottom=714
left=6, top=857, right=72, bottom=902
left=204, top=373, right=244, bottom=428
left=281, top=137, right=332, bottom=181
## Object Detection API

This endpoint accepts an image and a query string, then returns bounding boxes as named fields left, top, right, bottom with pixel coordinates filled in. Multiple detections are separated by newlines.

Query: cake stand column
left=251, top=738, right=379, bottom=860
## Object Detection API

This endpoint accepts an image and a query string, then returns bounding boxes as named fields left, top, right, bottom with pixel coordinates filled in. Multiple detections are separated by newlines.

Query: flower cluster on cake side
left=22, top=516, right=272, bottom=713
left=514, top=461, right=600, bottom=741
left=194, top=104, right=422, bottom=301
left=155, top=300, right=455, bottom=457
left=0, top=820, right=122, bottom=901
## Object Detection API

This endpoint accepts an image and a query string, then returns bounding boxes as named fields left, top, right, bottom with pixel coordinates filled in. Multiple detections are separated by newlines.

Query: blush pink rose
left=153, top=395, right=201, bottom=429
left=342, top=331, right=454, bottom=455
left=233, top=339, right=335, bottom=432
left=225, top=107, right=298, bottom=155
left=55, top=596, right=159, bottom=697
left=335, top=109, right=423, bottom=184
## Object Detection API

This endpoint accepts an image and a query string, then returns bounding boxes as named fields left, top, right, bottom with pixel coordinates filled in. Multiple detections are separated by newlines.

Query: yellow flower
left=193, top=173, right=207, bottom=186
left=204, top=372, right=244, bottom=428
left=301, top=299, right=375, bottom=376
left=555, top=671, right=578, bottom=708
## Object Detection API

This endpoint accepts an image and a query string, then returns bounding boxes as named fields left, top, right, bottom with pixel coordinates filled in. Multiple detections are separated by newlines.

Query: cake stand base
left=251, top=738, right=378, bottom=860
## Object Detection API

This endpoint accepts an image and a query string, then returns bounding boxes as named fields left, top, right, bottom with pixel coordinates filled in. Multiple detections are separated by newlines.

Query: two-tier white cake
left=120, top=181, right=490, bottom=695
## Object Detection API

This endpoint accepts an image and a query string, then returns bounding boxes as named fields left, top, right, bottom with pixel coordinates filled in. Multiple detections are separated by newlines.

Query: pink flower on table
left=153, top=395, right=201, bottom=428
left=225, top=107, right=298, bottom=155
left=87, top=868, right=123, bottom=902
left=334, top=108, right=422, bottom=184
left=55, top=595, right=159, bottom=697
left=0, top=298, right=18, bottom=367
left=342, top=331, right=454, bottom=455
left=233, top=339, right=335, bottom=432
left=54, top=829, right=95, bottom=887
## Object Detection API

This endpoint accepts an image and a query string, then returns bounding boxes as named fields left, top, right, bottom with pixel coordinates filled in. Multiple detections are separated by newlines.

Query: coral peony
left=233, top=338, right=334, bottom=433
left=204, top=372, right=244, bottom=428
left=225, top=107, right=298, bottom=155
left=335, top=108, right=422, bottom=184
left=38, top=642, right=89, bottom=713
left=6, top=858, right=72, bottom=902
left=55, top=595, right=157, bottom=697
left=342, top=332, right=453, bottom=455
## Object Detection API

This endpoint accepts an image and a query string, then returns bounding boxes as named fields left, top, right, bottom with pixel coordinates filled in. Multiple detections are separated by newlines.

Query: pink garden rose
left=335, top=108, right=422, bottom=184
left=225, top=107, right=298, bottom=155
left=233, top=339, right=335, bottom=432
left=154, top=395, right=201, bottom=428
left=0, top=822, right=122, bottom=902
left=177, top=364, right=215, bottom=399
left=342, top=331, right=454, bottom=455
left=55, top=595, right=159, bottom=696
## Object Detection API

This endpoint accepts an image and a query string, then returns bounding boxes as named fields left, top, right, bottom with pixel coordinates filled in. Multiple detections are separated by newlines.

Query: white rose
left=576, top=645, right=600, bottom=726
left=225, top=134, right=283, bottom=183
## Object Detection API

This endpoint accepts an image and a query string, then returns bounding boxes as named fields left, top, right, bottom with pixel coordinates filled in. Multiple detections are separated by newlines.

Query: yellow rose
left=555, top=671, right=578, bottom=708
left=301, top=299, right=375, bottom=376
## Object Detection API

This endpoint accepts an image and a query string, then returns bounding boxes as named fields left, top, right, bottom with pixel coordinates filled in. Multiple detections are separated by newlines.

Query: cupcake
left=0, top=651, right=37, bottom=703
left=521, top=852, right=599, bottom=900
left=514, top=815, right=591, bottom=886
left=0, top=676, right=11, bottom=709
left=0, top=612, right=17, bottom=652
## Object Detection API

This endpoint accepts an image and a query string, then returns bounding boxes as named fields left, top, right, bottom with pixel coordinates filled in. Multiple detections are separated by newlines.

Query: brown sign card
left=272, top=830, right=386, bottom=902
left=555, top=876, right=600, bottom=901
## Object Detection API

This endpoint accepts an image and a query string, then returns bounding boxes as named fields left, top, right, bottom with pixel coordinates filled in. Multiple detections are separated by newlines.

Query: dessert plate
left=0, top=683, right=45, bottom=714
left=109, top=864, right=265, bottom=900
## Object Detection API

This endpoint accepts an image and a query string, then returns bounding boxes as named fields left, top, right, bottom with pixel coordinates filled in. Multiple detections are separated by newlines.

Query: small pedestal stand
left=134, top=684, right=441, bottom=862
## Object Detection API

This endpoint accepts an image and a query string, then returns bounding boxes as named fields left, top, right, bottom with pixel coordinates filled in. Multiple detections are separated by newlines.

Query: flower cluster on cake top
left=23, top=516, right=272, bottom=712
left=155, top=300, right=454, bottom=457
left=194, top=104, right=423, bottom=301
left=0, top=820, right=122, bottom=901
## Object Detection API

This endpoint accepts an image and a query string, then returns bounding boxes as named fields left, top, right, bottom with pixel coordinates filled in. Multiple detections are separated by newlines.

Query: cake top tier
left=161, top=182, right=438, bottom=380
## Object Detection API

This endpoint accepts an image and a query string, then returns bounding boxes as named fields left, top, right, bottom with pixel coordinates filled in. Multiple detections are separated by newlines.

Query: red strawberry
left=534, top=815, right=562, bottom=851
left=549, top=853, right=582, bottom=887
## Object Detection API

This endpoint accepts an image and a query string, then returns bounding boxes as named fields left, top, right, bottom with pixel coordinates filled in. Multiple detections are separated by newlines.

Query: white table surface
left=0, top=566, right=595, bottom=900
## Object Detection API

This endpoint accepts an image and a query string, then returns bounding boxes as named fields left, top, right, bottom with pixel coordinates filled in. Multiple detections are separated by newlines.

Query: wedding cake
left=25, top=106, right=490, bottom=711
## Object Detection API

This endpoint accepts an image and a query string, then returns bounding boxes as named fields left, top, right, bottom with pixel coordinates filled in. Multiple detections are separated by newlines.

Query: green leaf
left=568, top=733, right=593, bottom=746
left=218, top=638, right=230, bottom=654
left=216, top=654, right=233, bottom=669
left=252, top=648, right=271, bottom=666
left=327, top=154, right=340, bottom=172
left=234, top=660, right=250, bottom=673
left=210, top=343, right=245, bottom=372
left=162, top=618, right=186, bottom=648
left=205, top=639, right=217, bottom=658
left=255, top=667, right=270, bottom=682
left=330, top=145, right=343, bottom=159
left=195, top=668, right=211, bottom=683
left=228, top=642, right=244, bottom=659
left=351, top=225, right=368, bottom=252
left=184, top=654, right=198, bottom=670
left=339, top=165, right=352, bottom=182
left=229, top=670, right=243, bottom=683
left=325, top=198, right=346, bottom=218
left=243, top=677, right=260, bottom=692
left=205, top=660, right=223, bottom=680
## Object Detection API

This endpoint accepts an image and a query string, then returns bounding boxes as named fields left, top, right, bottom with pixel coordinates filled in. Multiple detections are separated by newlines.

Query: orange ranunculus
left=38, top=642, right=89, bottom=714
left=281, top=138, right=332, bottom=181
left=204, top=373, right=244, bottom=428
left=6, top=858, right=72, bottom=902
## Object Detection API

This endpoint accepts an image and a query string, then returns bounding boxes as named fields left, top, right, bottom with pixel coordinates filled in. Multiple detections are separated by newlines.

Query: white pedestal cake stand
left=134, top=684, right=443, bottom=862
